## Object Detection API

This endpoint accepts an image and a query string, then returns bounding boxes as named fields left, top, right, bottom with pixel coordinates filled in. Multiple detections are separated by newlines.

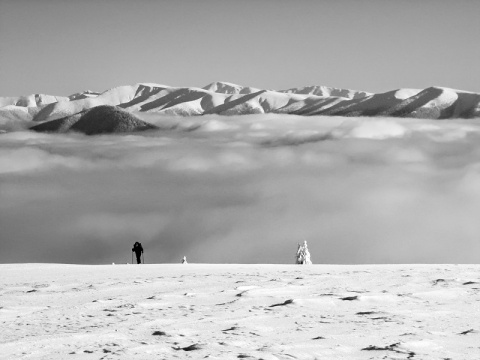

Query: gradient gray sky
left=1, top=0, right=480, bottom=96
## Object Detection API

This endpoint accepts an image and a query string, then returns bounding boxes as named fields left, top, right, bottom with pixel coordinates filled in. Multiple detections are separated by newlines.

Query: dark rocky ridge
left=31, top=105, right=158, bottom=135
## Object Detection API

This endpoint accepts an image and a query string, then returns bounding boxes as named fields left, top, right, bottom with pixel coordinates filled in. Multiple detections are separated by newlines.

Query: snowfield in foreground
left=1, top=264, right=479, bottom=359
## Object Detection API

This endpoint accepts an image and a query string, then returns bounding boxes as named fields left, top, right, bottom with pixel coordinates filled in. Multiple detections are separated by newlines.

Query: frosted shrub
left=295, top=241, right=312, bottom=265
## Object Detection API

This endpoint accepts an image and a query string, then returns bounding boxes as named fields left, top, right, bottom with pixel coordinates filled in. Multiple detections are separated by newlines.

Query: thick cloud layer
left=1, top=115, right=480, bottom=264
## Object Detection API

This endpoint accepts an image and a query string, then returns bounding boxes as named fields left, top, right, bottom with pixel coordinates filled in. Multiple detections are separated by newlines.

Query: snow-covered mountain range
left=1, top=82, right=479, bottom=127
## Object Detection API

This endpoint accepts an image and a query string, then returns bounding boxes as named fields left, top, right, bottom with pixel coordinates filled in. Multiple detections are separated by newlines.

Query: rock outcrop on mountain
left=1, top=82, right=480, bottom=130
left=31, top=105, right=158, bottom=135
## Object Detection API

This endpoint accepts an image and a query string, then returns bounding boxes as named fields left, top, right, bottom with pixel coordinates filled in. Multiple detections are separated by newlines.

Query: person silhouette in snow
left=132, top=242, right=143, bottom=264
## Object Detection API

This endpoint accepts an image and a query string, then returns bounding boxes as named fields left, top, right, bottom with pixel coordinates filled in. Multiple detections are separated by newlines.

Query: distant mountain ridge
left=1, top=82, right=479, bottom=127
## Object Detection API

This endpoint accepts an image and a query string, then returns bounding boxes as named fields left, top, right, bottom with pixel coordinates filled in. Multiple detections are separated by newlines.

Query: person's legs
left=136, top=253, right=141, bottom=264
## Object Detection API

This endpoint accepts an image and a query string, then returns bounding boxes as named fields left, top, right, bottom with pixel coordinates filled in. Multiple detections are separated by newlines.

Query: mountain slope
left=31, top=105, right=158, bottom=135
left=1, top=82, right=480, bottom=128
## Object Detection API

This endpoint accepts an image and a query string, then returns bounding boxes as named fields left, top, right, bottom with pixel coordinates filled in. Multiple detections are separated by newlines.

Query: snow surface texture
left=1, top=82, right=479, bottom=132
left=0, top=264, right=479, bottom=359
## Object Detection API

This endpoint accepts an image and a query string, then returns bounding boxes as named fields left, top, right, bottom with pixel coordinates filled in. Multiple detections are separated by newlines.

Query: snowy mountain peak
left=202, top=81, right=261, bottom=95
left=279, top=85, right=372, bottom=99
left=1, top=82, right=479, bottom=128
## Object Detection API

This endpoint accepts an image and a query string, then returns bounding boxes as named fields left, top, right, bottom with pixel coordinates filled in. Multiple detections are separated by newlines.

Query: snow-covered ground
left=0, top=264, right=478, bottom=359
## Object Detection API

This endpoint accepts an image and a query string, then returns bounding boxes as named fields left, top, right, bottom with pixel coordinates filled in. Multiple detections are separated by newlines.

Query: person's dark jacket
left=132, top=243, right=143, bottom=255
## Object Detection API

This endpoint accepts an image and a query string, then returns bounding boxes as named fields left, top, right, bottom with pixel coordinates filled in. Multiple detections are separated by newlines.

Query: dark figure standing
left=132, top=242, right=143, bottom=264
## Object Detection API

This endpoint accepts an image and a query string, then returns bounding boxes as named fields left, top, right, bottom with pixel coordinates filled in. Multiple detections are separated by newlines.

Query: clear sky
left=1, top=0, right=480, bottom=96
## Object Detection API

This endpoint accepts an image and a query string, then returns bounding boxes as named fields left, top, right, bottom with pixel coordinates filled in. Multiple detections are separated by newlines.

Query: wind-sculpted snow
left=2, top=115, right=480, bottom=264
left=1, top=82, right=479, bottom=131
left=2, top=264, right=479, bottom=359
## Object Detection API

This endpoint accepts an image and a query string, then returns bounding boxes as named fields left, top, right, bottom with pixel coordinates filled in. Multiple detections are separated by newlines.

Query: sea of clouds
left=1, top=114, right=480, bottom=264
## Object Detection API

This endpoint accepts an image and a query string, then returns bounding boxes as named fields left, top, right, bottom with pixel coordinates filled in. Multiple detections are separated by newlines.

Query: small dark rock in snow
left=181, top=344, right=202, bottom=351
left=152, top=331, right=167, bottom=336
left=356, top=311, right=377, bottom=315
left=362, top=343, right=400, bottom=351
left=269, top=299, right=294, bottom=307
